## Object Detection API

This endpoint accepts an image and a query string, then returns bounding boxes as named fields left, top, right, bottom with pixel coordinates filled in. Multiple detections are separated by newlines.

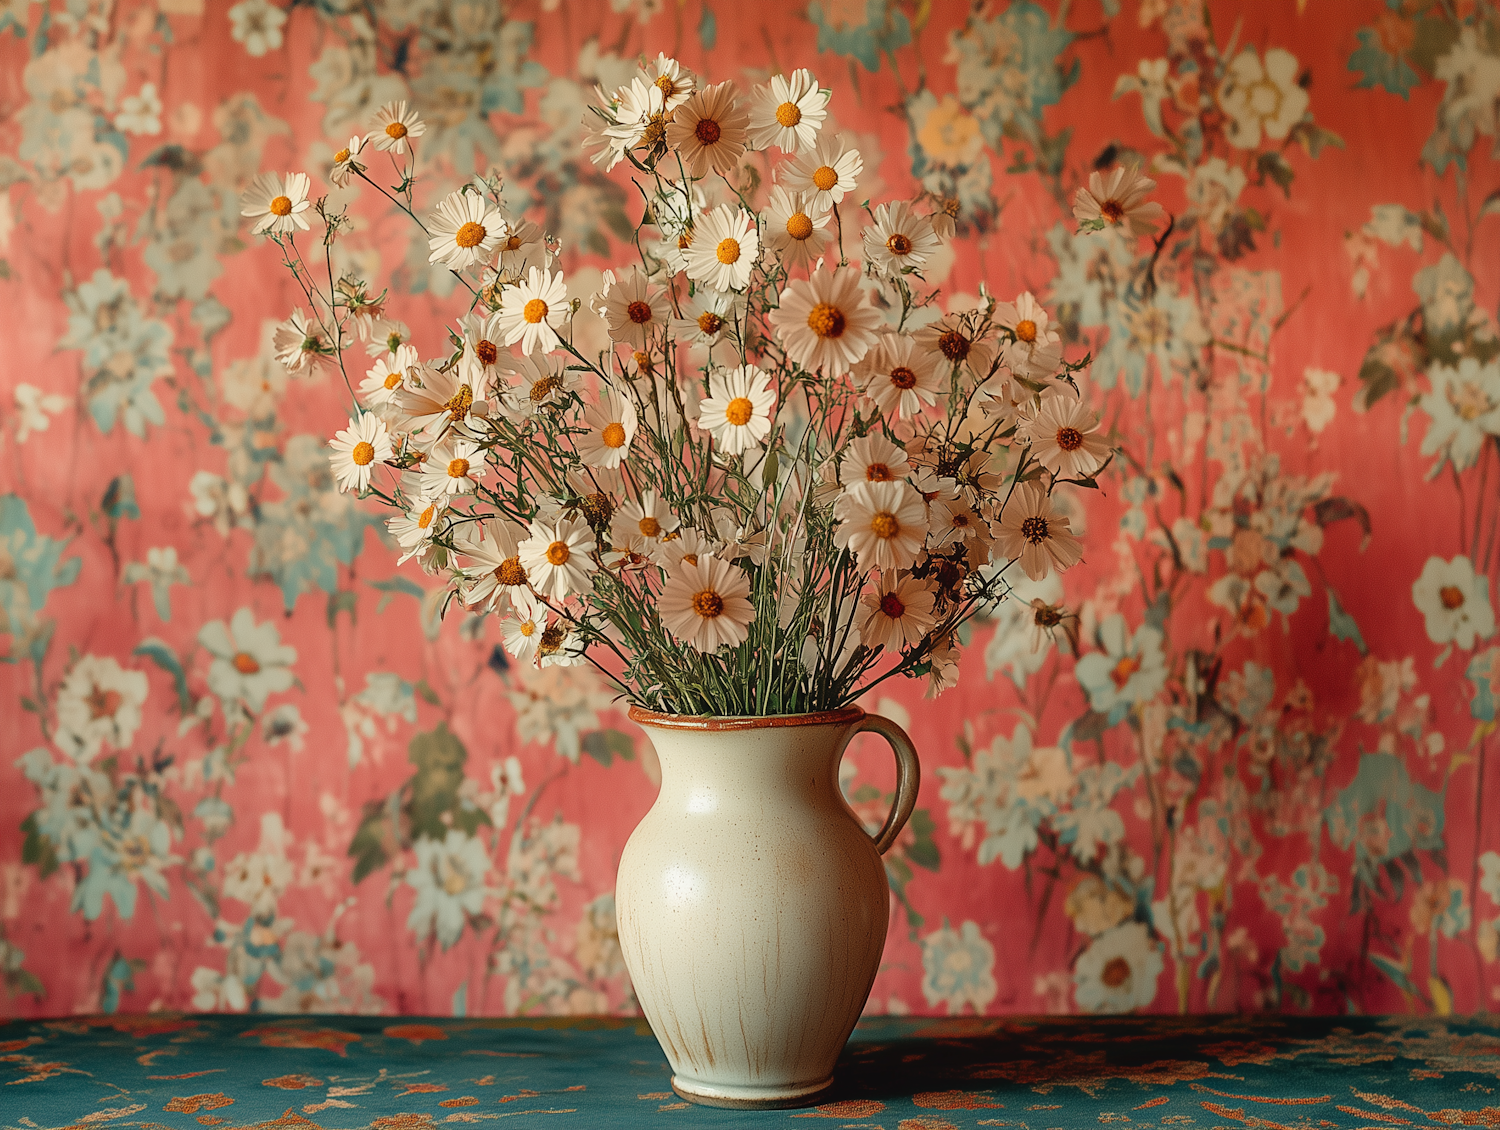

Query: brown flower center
left=530, top=375, right=561, bottom=403
left=870, top=512, right=898, bottom=539
left=697, top=311, right=723, bottom=336
left=522, top=298, right=548, bottom=324
left=444, top=384, right=473, bottom=418
left=812, top=165, right=838, bottom=192
left=269, top=195, right=292, bottom=217
left=775, top=101, right=802, bottom=128
left=725, top=396, right=755, bottom=426
left=938, top=330, right=971, bottom=362
left=786, top=212, right=814, bottom=241
left=87, top=686, right=123, bottom=720
left=1100, top=199, right=1125, bottom=225
left=1020, top=515, right=1049, bottom=544
left=865, top=462, right=894, bottom=482
left=538, top=624, right=565, bottom=654
left=351, top=441, right=375, bottom=466
left=638, top=516, right=661, bottom=538
left=807, top=302, right=845, bottom=339
left=889, top=365, right=917, bottom=389
left=1440, top=585, right=1466, bottom=610
left=455, top=221, right=486, bottom=249
left=886, top=232, right=913, bottom=256
left=1056, top=426, right=1083, bottom=452
left=692, top=589, right=724, bottom=617
left=1100, top=956, right=1131, bottom=988
left=475, top=339, right=497, bottom=365
left=232, top=652, right=261, bottom=675
left=694, top=118, right=722, bottom=145
left=496, top=557, right=528, bottom=586
left=546, top=541, right=571, bottom=566
left=627, top=299, right=653, bottom=324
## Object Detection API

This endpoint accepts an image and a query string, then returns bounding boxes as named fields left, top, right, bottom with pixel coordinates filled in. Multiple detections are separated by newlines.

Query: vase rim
left=627, top=705, right=865, bottom=731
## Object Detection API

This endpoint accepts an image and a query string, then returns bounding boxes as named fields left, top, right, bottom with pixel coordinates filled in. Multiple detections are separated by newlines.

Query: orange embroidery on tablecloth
left=395, top=1082, right=448, bottom=1096
left=899, top=1119, right=959, bottom=1130
left=163, top=1093, right=234, bottom=1113
left=0, top=1039, right=39, bottom=1052
left=149, top=1070, right=225, bottom=1080
left=914, top=1090, right=1004, bottom=1110
left=1191, top=1083, right=1332, bottom=1104
left=196, top=1118, right=227, bottom=1126
left=384, top=1024, right=448, bottom=1043
left=791, top=1099, right=887, bottom=1117
left=1337, top=1105, right=1412, bottom=1124
left=437, top=1097, right=479, bottom=1107
left=1197, top=1041, right=1287, bottom=1067
left=239, top=1025, right=363, bottom=1056
left=1352, top=1089, right=1424, bottom=1113
left=1135, top=1097, right=1171, bottom=1110
left=371, top=1115, right=435, bottom=1129
left=1201, top=1100, right=1297, bottom=1129
left=263, top=1074, right=325, bottom=1090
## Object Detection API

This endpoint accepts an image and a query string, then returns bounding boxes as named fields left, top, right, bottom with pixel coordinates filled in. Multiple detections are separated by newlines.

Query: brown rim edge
left=627, top=705, right=864, bottom=731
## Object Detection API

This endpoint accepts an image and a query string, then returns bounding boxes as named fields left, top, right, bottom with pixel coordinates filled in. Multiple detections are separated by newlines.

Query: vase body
left=616, top=706, right=919, bottom=1109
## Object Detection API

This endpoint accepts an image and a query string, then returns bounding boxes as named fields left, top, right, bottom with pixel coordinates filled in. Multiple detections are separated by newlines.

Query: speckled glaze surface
left=616, top=707, right=919, bottom=1109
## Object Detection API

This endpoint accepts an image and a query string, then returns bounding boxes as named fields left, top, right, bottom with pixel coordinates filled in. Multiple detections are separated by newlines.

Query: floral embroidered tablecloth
left=3, top=1014, right=1499, bottom=1128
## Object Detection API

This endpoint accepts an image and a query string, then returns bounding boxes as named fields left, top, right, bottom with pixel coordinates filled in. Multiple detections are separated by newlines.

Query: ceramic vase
left=616, top=706, right=920, bottom=1109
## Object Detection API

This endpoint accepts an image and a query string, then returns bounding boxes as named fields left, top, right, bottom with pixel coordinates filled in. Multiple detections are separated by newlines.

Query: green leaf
left=407, top=723, right=469, bottom=840
left=133, top=637, right=191, bottom=714
left=101, top=475, right=139, bottom=521
left=1312, top=497, right=1373, bottom=550
left=906, top=808, right=941, bottom=871
left=1327, top=588, right=1368, bottom=655
left=1070, top=709, right=1112, bottom=743
left=20, top=812, right=58, bottom=879
left=414, top=679, right=441, bottom=706
left=348, top=796, right=397, bottom=885
left=1255, top=151, right=1296, bottom=198
left=327, top=589, right=358, bottom=630
left=581, top=728, right=636, bottom=768
left=369, top=574, right=426, bottom=615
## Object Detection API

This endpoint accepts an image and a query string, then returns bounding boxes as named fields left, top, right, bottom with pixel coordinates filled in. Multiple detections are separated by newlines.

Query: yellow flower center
left=269, top=195, right=293, bottom=216
left=1056, top=426, right=1083, bottom=452
left=1440, top=585, right=1466, bottom=610
left=383, top=371, right=402, bottom=390
left=519, top=619, right=536, bottom=637
left=523, top=298, right=549, bottom=324
left=715, top=237, right=741, bottom=265
left=695, top=118, right=722, bottom=144
left=638, top=516, right=661, bottom=538
left=865, top=462, right=893, bottom=482
left=1015, top=319, right=1038, bottom=343
left=496, top=557, right=527, bottom=586
left=692, top=589, right=724, bottom=618
left=807, top=302, right=845, bottom=339
left=682, top=553, right=699, bottom=566
left=530, top=375, right=561, bottom=402
left=351, top=441, right=375, bottom=466
left=455, top=221, right=487, bottom=249
left=232, top=652, right=261, bottom=675
left=889, top=365, right=917, bottom=390
left=812, top=165, right=839, bottom=192
left=697, top=311, right=723, bottom=335
left=655, top=73, right=676, bottom=95
left=385, top=121, right=408, bottom=140
left=546, top=541, right=570, bottom=566
left=447, top=458, right=470, bottom=479
left=785, top=212, right=814, bottom=241
left=444, top=384, right=473, bottom=418
left=333, top=147, right=350, bottom=163
left=886, top=232, right=912, bottom=256
left=417, top=504, right=436, bottom=530
left=870, top=512, right=898, bottom=539
left=724, top=396, right=754, bottom=426
left=627, top=299, right=654, bottom=324
left=775, top=101, right=802, bottom=128
left=602, top=421, right=627, bottom=448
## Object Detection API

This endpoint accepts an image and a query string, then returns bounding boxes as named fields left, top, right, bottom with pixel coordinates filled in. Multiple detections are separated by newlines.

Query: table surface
left=2, top=1013, right=1498, bottom=1128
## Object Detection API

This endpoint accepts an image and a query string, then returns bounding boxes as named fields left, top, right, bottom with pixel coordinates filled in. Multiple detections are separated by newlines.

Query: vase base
left=670, top=1074, right=833, bottom=1109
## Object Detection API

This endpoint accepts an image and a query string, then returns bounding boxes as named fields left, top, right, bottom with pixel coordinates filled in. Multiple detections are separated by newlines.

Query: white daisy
left=1021, top=397, right=1111, bottom=479
left=457, top=519, right=531, bottom=611
left=610, top=491, right=680, bottom=555
left=686, top=204, right=760, bottom=293
left=651, top=527, right=722, bottom=572
left=996, top=292, right=1063, bottom=379
left=763, top=185, right=832, bottom=271
left=396, top=357, right=482, bottom=438
left=671, top=290, right=741, bottom=349
left=833, top=479, right=930, bottom=572
left=994, top=484, right=1083, bottom=582
left=607, top=77, right=670, bottom=155
left=493, top=216, right=550, bottom=283
left=698, top=364, right=775, bottom=455
left=330, top=134, right=366, bottom=188
left=602, top=268, right=670, bottom=351
left=769, top=266, right=882, bottom=375
left=518, top=516, right=597, bottom=600
left=427, top=189, right=507, bottom=270
left=419, top=435, right=486, bottom=499
left=913, top=313, right=998, bottom=381
left=748, top=68, right=829, bottom=153
left=859, top=572, right=937, bottom=651
left=1073, top=165, right=1166, bottom=237
left=660, top=554, right=755, bottom=652
left=240, top=171, right=311, bottom=236
left=328, top=413, right=392, bottom=494
left=365, top=318, right=413, bottom=358
left=640, top=52, right=696, bottom=110
left=930, top=195, right=960, bottom=239
left=839, top=433, right=911, bottom=486
left=458, top=309, right=505, bottom=387
left=501, top=591, right=547, bottom=664
left=497, top=267, right=568, bottom=355
left=536, top=620, right=586, bottom=668
left=861, top=200, right=941, bottom=277
left=927, top=496, right=987, bottom=552
left=358, top=343, right=420, bottom=411
left=389, top=497, right=445, bottom=568
left=272, top=308, right=338, bottom=373
left=494, top=351, right=579, bottom=419
left=779, top=135, right=862, bottom=209
left=666, top=80, right=749, bottom=179
left=578, top=387, right=639, bottom=469
left=369, top=100, right=426, bottom=154
left=853, top=335, right=943, bottom=420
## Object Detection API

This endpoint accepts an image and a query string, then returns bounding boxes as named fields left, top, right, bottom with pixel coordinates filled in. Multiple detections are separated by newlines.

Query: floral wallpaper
left=1, top=0, right=1499, bottom=1021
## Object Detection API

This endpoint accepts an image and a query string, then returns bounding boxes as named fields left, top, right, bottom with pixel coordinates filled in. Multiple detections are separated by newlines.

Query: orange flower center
left=807, top=302, right=845, bottom=339
left=655, top=73, right=676, bottom=94
left=1100, top=199, right=1125, bottom=225
left=385, top=121, right=408, bottom=140
left=496, top=557, right=527, bottom=586
left=786, top=212, right=814, bottom=241
left=865, top=462, right=893, bottom=482
left=522, top=298, right=549, bottom=324
left=870, top=512, right=898, bottom=539
left=1020, top=515, right=1049, bottom=544
left=475, top=340, right=497, bottom=365
left=724, top=397, right=754, bottom=426
left=627, top=299, right=653, bottom=324
left=694, top=118, right=722, bottom=145
left=1100, top=956, right=1131, bottom=988
left=638, top=516, right=661, bottom=538
left=889, top=365, right=917, bottom=389
left=232, top=652, right=261, bottom=675
left=697, top=311, right=723, bottom=335
left=269, top=195, right=293, bottom=216
left=546, top=541, right=570, bottom=566
left=417, top=504, right=436, bottom=530
left=715, top=237, right=741, bottom=264
left=455, top=221, right=486, bottom=249
left=812, top=165, right=838, bottom=192
left=1110, top=653, right=1143, bottom=690
left=503, top=234, right=522, bottom=251
left=447, top=458, right=470, bottom=478
left=333, top=147, right=350, bottom=163
left=886, top=232, right=913, bottom=256
left=87, top=686, right=123, bottom=720
left=938, top=330, right=971, bottom=362
left=602, top=421, right=627, bottom=448
left=383, top=371, right=402, bottom=390
left=775, top=101, right=802, bottom=128
left=351, top=441, right=375, bottom=466
left=530, top=375, right=561, bottom=402
left=444, top=384, right=473, bottom=418
left=1014, top=319, right=1038, bottom=343
left=1056, top=426, right=1083, bottom=452
left=1440, top=585, right=1466, bottom=610
left=682, top=553, right=699, bottom=566
left=692, top=589, right=724, bottom=617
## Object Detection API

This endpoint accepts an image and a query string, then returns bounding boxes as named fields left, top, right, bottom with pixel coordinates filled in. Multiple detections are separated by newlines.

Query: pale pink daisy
left=993, top=484, right=1083, bottom=582
left=763, top=186, right=832, bottom=271
left=1073, top=165, right=1166, bottom=237
left=666, top=81, right=749, bottom=179
left=1021, top=397, right=1111, bottom=479
left=518, top=516, right=597, bottom=600
left=839, top=434, right=911, bottom=486
left=853, top=335, right=943, bottom=419
left=995, top=292, right=1063, bottom=380
left=859, top=572, right=937, bottom=651
left=833, top=479, right=929, bottom=572
left=602, top=268, right=670, bottom=350
left=861, top=200, right=940, bottom=277
left=660, top=554, right=755, bottom=652
left=769, top=267, right=881, bottom=376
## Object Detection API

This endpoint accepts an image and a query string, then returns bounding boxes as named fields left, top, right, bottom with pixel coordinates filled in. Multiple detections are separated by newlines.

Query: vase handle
left=856, top=713, right=921, bottom=856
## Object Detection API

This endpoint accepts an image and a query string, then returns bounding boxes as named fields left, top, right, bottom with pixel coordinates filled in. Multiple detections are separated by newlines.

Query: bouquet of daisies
left=241, top=54, right=1136, bottom=717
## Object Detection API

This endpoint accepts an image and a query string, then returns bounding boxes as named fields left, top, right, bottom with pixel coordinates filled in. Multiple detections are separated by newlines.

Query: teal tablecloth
left=2, top=1013, right=1498, bottom=1128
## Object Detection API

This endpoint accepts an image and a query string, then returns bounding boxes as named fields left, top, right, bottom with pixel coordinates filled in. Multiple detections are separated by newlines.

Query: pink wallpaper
left=2, top=0, right=1499, bottom=1019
